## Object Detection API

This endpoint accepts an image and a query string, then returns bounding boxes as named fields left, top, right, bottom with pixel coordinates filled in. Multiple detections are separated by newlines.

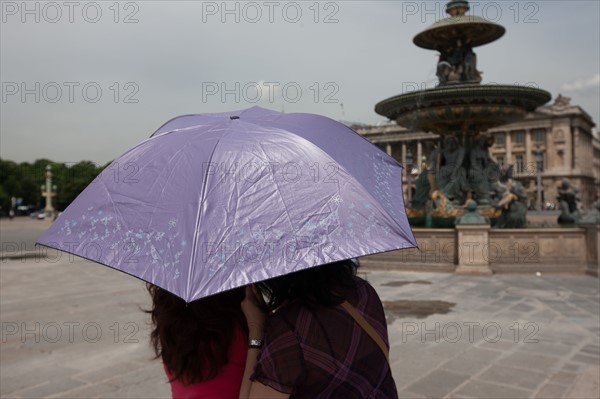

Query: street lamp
left=406, top=149, right=413, bottom=206
left=533, top=146, right=543, bottom=211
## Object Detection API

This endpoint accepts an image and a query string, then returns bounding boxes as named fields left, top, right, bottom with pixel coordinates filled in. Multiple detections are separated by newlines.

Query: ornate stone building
left=355, top=95, right=599, bottom=209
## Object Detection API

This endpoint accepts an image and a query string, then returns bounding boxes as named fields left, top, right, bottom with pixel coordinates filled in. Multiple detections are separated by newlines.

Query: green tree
left=0, top=158, right=104, bottom=213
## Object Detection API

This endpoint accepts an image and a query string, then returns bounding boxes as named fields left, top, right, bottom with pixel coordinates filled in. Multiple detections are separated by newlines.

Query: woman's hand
left=241, top=284, right=267, bottom=338
left=239, top=285, right=289, bottom=399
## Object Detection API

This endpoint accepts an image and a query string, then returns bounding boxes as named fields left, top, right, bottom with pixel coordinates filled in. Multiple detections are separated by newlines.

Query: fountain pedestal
left=454, top=200, right=493, bottom=275
left=455, top=224, right=493, bottom=275
left=579, top=201, right=600, bottom=276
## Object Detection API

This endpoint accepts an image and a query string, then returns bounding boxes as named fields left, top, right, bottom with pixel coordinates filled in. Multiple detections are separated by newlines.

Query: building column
left=572, top=125, right=578, bottom=170
left=386, top=143, right=392, bottom=157
left=401, top=143, right=407, bottom=188
left=505, top=131, right=512, bottom=164
left=417, top=141, right=422, bottom=173
left=525, top=129, right=532, bottom=170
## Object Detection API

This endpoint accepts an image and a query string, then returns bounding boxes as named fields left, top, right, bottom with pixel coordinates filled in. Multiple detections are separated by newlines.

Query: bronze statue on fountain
left=437, top=37, right=482, bottom=85
left=417, top=134, right=504, bottom=226
left=490, top=166, right=528, bottom=228
left=557, top=179, right=581, bottom=224
left=375, top=0, right=551, bottom=227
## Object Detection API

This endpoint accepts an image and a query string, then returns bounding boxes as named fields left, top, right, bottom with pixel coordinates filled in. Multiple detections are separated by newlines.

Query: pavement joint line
left=440, top=349, right=510, bottom=394
left=447, top=373, right=536, bottom=398
left=530, top=379, right=555, bottom=399
left=497, top=355, right=566, bottom=374
left=71, top=363, right=149, bottom=383
left=46, top=383, right=100, bottom=399
left=9, top=379, right=59, bottom=397
left=533, top=380, right=561, bottom=399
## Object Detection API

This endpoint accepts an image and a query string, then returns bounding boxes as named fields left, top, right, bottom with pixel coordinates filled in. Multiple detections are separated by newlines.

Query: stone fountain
left=375, top=0, right=551, bottom=227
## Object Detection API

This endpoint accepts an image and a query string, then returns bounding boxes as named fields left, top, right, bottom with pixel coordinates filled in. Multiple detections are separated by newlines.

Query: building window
left=514, top=131, right=525, bottom=144
left=496, top=156, right=504, bottom=168
left=557, top=149, right=564, bottom=166
left=534, top=152, right=545, bottom=172
left=516, top=155, right=524, bottom=173
left=533, top=129, right=546, bottom=143
left=495, top=133, right=505, bottom=146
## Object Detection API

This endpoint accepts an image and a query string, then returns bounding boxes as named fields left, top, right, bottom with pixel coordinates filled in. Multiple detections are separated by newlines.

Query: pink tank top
left=165, top=326, right=248, bottom=399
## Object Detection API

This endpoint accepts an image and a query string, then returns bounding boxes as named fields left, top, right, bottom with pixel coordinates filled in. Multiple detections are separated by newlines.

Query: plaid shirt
left=251, top=277, right=398, bottom=399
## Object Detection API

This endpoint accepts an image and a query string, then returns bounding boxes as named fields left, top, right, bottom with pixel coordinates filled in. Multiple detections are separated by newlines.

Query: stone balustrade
left=362, top=227, right=599, bottom=276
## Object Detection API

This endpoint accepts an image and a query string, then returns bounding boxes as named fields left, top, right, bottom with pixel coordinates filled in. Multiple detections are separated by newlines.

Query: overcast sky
left=2, top=0, right=599, bottom=165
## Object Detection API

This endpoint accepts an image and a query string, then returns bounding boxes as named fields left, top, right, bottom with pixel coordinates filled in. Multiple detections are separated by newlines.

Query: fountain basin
left=413, top=14, right=505, bottom=49
left=375, top=84, right=551, bottom=134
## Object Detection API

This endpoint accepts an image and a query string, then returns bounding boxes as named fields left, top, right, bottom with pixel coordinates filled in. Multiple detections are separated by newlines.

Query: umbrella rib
left=150, top=114, right=207, bottom=137
left=329, top=156, right=415, bottom=246
left=142, top=145, right=189, bottom=232
left=256, top=141, right=297, bottom=233
left=98, top=175, right=129, bottom=244
left=205, top=151, right=305, bottom=282
left=186, top=125, right=230, bottom=302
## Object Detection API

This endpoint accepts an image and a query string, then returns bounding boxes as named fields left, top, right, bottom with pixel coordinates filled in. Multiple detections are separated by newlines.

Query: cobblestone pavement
left=1, top=220, right=599, bottom=398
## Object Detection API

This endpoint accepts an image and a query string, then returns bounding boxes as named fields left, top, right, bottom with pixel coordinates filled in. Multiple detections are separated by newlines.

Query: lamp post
left=406, top=149, right=413, bottom=206
left=533, top=146, right=543, bottom=211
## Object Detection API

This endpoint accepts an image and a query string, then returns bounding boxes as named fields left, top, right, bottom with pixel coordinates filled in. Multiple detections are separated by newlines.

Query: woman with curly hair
left=147, top=284, right=248, bottom=399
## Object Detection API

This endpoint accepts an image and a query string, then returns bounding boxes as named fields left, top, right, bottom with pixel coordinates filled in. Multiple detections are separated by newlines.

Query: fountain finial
left=446, top=0, right=470, bottom=17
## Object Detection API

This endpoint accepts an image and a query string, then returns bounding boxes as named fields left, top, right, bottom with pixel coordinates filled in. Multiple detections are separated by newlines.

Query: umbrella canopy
left=37, top=106, right=416, bottom=302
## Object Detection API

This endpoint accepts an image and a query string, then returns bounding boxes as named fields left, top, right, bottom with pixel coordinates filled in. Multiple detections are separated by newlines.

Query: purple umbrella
left=37, top=106, right=416, bottom=302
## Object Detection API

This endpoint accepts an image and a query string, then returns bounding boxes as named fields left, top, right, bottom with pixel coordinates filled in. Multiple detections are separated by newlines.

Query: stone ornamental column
left=579, top=200, right=600, bottom=277
left=41, top=165, right=56, bottom=217
left=581, top=224, right=599, bottom=277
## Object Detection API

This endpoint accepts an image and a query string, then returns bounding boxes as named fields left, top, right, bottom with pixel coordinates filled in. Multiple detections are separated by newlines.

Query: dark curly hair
left=146, top=285, right=247, bottom=385
left=257, top=259, right=358, bottom=311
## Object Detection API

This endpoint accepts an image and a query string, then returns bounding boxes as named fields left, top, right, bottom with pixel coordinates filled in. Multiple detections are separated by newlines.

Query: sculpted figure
left=430, top=190, right=462, bottom=218
left=580, top=199, right=600, bottom=224
left=436, top=61, right=452, bottom=85
left=494, top=179, right=528, bottom=228
left=438, top=136, right=468, bottom=204
left=462, top=39, right=482, bottom=82
left=490, top=165, right=512, bottom=207
left=436, top=39, right=465, bottom=84
left=557, top=179, right=581, bottom=224
left=412, top=169, right=431, bottom=208
left=469, top=135, right=494, bottom=205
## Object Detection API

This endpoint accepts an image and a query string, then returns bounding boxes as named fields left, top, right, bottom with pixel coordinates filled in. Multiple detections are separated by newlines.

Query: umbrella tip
left=230, top=116, right=240, bottom=120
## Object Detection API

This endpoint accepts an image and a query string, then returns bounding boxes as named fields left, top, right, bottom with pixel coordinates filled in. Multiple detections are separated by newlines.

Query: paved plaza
left=1, top=218, right=599, bottom=398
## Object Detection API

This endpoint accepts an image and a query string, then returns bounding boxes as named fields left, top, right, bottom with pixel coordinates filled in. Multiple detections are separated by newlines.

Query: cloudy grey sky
left=2, top=0, right=599, bottom=165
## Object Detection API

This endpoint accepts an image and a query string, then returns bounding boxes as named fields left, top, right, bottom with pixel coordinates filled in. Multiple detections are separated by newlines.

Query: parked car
left=16, top=205, right=34, bottom=216
left=30, top=210, right=46, bottom=220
